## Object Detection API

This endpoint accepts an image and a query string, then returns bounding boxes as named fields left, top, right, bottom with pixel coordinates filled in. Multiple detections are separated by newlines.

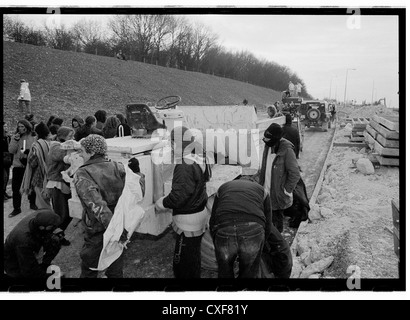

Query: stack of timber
left=349, top=117, right=370, bottom=142
left=363, top=114, right=399, bottom=166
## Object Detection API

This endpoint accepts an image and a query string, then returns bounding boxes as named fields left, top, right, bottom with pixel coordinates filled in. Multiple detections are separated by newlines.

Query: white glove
left=155, top=196, right=167, bottom=212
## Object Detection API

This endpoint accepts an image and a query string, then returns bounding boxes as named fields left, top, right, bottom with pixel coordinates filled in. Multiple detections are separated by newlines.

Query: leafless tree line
left=3, top=14, right=310, bottom=97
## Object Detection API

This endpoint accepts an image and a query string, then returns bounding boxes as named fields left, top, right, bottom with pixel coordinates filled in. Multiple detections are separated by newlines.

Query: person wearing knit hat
left=45, top=126, right=75, bottom=245
left=8, top=119, right=37, bottom=217
left=155, top=126, right=211, bottom=279
left=4, top=209, right=64, bottom=278
left=257, top=122, right=300, bottom=233
left=74, top=134, right=126, bottom=278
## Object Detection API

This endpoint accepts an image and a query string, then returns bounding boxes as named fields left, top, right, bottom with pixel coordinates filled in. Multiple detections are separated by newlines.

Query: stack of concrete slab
left=349, top=118, right=370, bottom=143
left=364, top=114, right=399, bottom=166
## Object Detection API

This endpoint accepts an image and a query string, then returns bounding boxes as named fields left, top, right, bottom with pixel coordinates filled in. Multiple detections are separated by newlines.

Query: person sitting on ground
left=282, top=114, right=301, bottom=159
left=102, top=115, right=121, bottom=139
left=74, top=115, right=103, bottom=141
left=116, top=50, right=127, bottom=61
left=115, top=113, right=131, bottom=137
left=4, top=209, right=63, bottom=278
left=210, top=179, right=272, bottom=278
left=94, top=110, right=107, bottom=130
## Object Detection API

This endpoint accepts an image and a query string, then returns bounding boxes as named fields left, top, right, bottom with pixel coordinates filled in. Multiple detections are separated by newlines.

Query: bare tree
left=150, top=15, right=173, bottom=65
left=191, top=22, right=218, bottom=72
left=43, top=23, right=75, bottom=51
left=72, top=19, right=104, bottom=53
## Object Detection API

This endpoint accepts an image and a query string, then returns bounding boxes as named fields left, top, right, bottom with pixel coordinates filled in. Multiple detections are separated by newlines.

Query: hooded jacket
left=258, top=138, right=300, bottom=211
left=4, top=211, right=61, bottom=278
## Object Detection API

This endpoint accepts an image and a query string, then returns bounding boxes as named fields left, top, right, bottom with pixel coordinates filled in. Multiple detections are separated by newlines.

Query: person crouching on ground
left=155, top=126, right=212, bottom=279
left=74, top=134, right=127, bottom=278
left=4, top=209, right=63, bottom=278
left=257, top=123, right=300, bottom=233
left=210, top=179, right=272, bottom=278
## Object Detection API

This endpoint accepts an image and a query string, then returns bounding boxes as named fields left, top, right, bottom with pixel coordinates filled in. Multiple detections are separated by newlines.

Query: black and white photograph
left=1, top=1, right=405, bottom=300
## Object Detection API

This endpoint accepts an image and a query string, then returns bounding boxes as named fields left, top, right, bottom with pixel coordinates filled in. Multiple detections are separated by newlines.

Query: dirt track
left=3, top=122, right=336, bottom=279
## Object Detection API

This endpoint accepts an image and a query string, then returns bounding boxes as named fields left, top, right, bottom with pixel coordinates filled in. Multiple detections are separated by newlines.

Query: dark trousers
left=12, top=167, right=35, bottom=210
left=80, top=230, right=124, bottom=278
left=213, top=222, right=265, bottom=278
left=50, top=187, right=72, bottom=231
left=272, top=209, right=284, bottom=233
left=173, top=233, right=203, bottom=279
left=19, top=100, right=31, bottom=113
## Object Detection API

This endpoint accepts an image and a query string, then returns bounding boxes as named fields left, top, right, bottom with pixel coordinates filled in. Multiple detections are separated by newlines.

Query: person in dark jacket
left=115, top=113, right=131, bottom=137
left=46, top=115, right=57, bottom=129
left=282, top=114, right=301, bottom=159
left=74, top=115, right=103, bottom=141
left=155, top=126, right=211, bottom=278
left=4, top=209, right=62, bottom=278
left=8, top=119, right=37, bottom=217
left=74, top=134, right=126, bottom=278
left=210, top=179, right=272, bottom=278
left=94, top=110, right=107, bottom=130
left=257, top=123, right=300, bottom=233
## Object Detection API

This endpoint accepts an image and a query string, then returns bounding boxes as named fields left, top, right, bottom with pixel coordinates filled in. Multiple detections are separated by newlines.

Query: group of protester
left=4, top=108, right=306, bottom=279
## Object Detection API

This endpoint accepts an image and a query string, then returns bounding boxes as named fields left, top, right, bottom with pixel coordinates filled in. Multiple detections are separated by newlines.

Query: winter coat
left=258, top=138, right=300, bottom=211
left=73, top=155, right=126, bottom=235
left=8, top=133, right=36, bottom=168
left=4, top=212, right=60, bottom=278
left=46, top=141, right=70, bottom=183
left=162, top=157, right=208, bottom=216
left=18, top=82, right=31, bottom=101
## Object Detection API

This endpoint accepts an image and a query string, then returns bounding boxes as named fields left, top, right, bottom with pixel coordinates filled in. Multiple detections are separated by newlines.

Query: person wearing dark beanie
left=4, top=209, right=64, bottom=278
left=257, top=122, right=300, bottom=233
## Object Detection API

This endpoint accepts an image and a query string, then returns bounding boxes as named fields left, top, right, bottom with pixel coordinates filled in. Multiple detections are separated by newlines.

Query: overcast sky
left=8, top=6, right=402, bottom=108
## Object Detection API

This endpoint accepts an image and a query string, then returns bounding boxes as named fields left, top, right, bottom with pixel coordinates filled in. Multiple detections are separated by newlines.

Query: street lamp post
left=329, top=76, right=337, bottom=101
left=343, top=68, right=356, bottom=108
